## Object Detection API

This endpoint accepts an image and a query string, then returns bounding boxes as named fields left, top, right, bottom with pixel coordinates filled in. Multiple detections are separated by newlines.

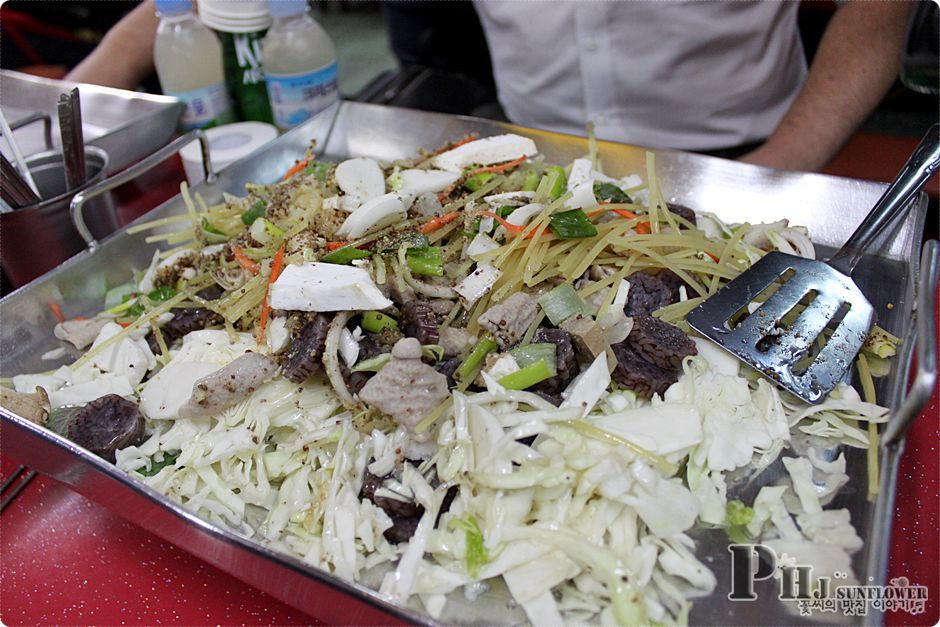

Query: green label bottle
left=219, top=30, right=274, bottom=124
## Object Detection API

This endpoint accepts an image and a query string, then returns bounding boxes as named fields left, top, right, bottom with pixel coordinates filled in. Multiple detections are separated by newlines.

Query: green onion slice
left=544, top=166, right=567, bottom=200
left=304, top=161, right=332, bottom=181
left=522, top=169, right=540, bottom=192
left=464, top=172, right=495, bottom=192
left=499, top=360, right=554, bottom=390
left=538, top=283, right=587, bottom=325
left=361, top=311, right=399, bottom=333
left=509, top=343, right=557, bottom=375
left=240, top=200, right=267, bottom=225
left=321, top=246, right=372, bottom=264
left=406, top=246, right=444, bottom=277
left=351, top=353, right=392, bottom=373
left=455, top=334, right=498, bottom=384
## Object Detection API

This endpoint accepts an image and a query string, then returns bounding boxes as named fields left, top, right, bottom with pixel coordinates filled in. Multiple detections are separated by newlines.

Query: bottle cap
left=267, top=0, right=308, bottom=18
left=198, top=0, right=271, bottom=33
left=154, top=0, right=192, bottom=17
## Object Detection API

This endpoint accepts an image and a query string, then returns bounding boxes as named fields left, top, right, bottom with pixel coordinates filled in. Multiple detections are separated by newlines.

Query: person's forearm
left=741, top=1, right=915, bottom=172
left=66, top=0, right=159, bottom=90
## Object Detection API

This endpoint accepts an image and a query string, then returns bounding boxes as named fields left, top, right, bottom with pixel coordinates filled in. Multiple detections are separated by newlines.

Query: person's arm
left=740, top=1, right=915, bottom=172
left=65, top=0, right=159, bottom=90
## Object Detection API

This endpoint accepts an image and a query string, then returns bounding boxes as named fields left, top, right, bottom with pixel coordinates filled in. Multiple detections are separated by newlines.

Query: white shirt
left=474, top=1, right=807, bottom=151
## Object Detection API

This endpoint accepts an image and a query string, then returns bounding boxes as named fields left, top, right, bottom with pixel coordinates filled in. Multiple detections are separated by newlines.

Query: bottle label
left=265, top=62, right=339, bottom=129
left=219, top=30, right=274, bottom=123
left=167, top=82, right=234, bottom=130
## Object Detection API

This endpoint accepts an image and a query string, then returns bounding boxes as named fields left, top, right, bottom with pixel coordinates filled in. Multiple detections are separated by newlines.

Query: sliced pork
left=357, top=338, right=449, bottom=437
left=478, top=292, right=538, bottom=349
left=1, top=385, right=50, bottom=425
left=179, top=352, right=278, bottom=418
left=54, top=317, right=111, bottom=350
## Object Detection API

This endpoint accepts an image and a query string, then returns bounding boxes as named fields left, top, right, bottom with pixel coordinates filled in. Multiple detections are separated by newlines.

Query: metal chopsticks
left=1, top=152, right=41, bottom=209
left=0, top=465, right=38, bottom=512
left=58, top=87, right=87, bottom=190
left=0, top=109, right=40, bottom=199
left=1, top=88, right=88, bottom=210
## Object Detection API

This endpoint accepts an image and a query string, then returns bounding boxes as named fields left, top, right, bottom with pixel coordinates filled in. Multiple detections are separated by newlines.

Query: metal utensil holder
left=10, top=111, right=53, bottom=150
left=0, top=146, right=112, bottom=288
left=70, top=130, right=215, bottom=250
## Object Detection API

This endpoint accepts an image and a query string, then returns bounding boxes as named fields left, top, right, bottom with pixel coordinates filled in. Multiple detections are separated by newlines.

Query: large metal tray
left=1, top=102, right=935, bottom=625
left=0, top=70, right=183, bottom=173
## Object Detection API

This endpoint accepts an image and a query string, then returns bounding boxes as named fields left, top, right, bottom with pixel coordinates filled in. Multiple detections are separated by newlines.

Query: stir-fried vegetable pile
left=3, top=133, right=900, bottom=624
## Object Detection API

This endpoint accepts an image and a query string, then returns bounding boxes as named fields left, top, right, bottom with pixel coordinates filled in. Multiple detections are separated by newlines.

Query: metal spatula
left=687, top=125, right=940, bottom=403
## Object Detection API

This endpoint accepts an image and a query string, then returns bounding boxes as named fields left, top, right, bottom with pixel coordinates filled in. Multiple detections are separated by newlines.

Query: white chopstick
left=0, top=110, right=41, bottom=198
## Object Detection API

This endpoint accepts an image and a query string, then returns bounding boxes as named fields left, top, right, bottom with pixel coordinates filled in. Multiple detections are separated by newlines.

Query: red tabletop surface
left=1, top=159, right=937, bottom=626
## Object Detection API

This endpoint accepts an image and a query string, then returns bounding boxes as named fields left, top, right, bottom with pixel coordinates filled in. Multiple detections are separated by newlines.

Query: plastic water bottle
left=197, top=0, right=275, bottom=124
left=262, top=0, right=339, bottom=130
left=153, top=0, right=234, bottom=130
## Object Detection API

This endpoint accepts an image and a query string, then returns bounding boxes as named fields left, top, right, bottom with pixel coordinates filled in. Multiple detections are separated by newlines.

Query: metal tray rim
left=1, top=69, right=182, bottom=107
left=0, top=101, right=932, bottom=624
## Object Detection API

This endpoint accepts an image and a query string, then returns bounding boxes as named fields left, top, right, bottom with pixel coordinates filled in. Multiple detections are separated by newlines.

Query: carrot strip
left=588, top=205, right=640, bottom=221
left=480, top=211, right=547, bottom=239
left=449, top=135, right=478, bottom=149
left=281, top=157, right=312, bottom=181
left=232, top=246, right=261, bottom=275
left=327, top=241, right=374, bottom=253
left=470, top=155, right=526, bottom=176
left=612, top=209, right=640, bottom=220
left=434, top=133, right=479, bottom=156
left=47, top=300, right=65, bottom=323
left=258, top=243, right=286, bottom=342
left=419, top=212, right=461, bottom=234
left=480, top=210, right=525, bottom=236
left=595, top=203, right=650, bottom=232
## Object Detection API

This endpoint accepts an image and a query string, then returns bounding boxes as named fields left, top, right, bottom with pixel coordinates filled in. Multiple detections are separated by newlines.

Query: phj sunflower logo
left=728, top=544, right=929, bottom=617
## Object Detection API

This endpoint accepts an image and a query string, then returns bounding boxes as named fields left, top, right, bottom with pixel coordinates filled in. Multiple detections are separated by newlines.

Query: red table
left=1, top=159, right=937, bottom=625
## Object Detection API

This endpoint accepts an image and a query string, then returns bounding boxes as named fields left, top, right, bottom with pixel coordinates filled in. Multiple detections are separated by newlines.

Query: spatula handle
left=829, top=124, right=940, bottom=276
